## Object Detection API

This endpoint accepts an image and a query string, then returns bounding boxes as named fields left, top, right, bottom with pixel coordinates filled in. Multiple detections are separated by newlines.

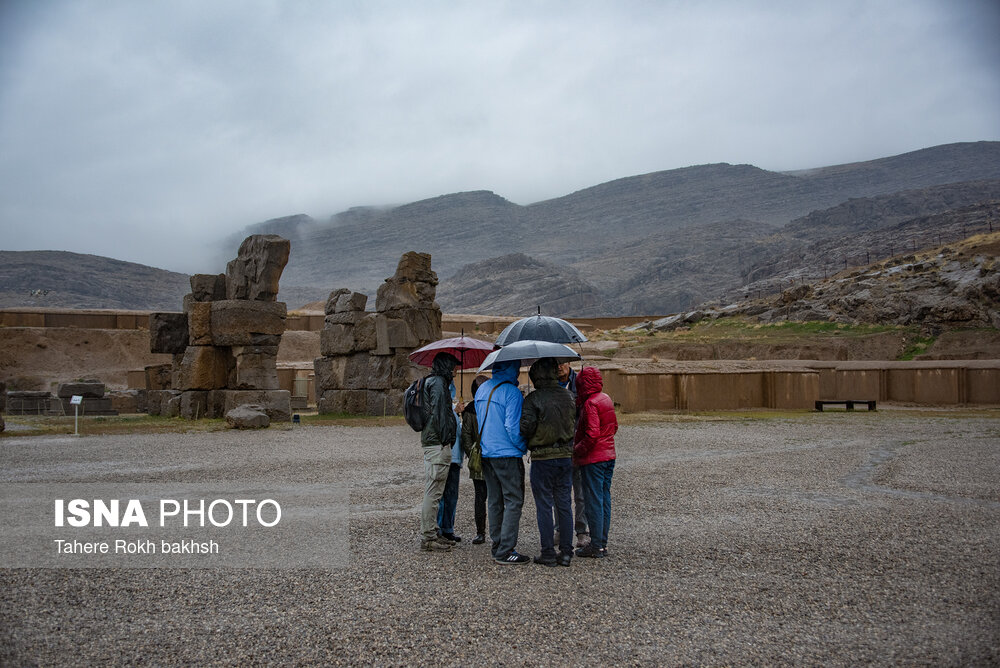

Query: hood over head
left=576, top=366, right=603, bottom=401
left=431, top=352, right=459, bottom=379
left=528, top=357, right=560, bottom=389
left=490, top=359, right=521, bottom=383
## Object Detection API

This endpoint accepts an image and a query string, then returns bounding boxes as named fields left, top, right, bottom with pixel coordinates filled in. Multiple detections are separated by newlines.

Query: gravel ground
left=1, top=412, right=999, bottom=666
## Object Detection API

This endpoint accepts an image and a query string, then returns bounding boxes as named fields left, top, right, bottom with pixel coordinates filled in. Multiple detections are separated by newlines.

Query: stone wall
left=146, top=235, right=292, bottom=421
left=314, top=252, right=442, bottom=416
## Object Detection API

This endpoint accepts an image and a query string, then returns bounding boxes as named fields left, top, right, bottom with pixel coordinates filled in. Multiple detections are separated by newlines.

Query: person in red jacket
left=572, top=366, right=618, bottom=558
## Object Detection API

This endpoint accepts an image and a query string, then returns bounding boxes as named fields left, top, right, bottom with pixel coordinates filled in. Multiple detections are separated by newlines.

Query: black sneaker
left=533, top=555, right=558, bottom=567
left=557, top=553, right=572, bottom=567
left=441, top=533, right=462, bottom=543
left=472, top=534, right=486, bottom=545
left=575, top=544, right=605, bottom=558
left=495, top=551, right=530, bottom=565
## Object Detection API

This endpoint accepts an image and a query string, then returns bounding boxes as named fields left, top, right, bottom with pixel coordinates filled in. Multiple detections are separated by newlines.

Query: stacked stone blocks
left=315, top=252, right=442, bottom=416
left=147, top=235, right=292, bottom=421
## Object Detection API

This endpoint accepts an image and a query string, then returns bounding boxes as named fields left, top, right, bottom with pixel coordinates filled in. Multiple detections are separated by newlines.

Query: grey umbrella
left=476, top=339, right=581, bottom=372
left=494, top=313, right=588, bottom=346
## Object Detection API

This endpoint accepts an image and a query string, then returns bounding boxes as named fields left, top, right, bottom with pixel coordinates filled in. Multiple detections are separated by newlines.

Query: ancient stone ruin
left=314, top=252, right=442, bottom=416
left=146, top=234, right=292, bottom=422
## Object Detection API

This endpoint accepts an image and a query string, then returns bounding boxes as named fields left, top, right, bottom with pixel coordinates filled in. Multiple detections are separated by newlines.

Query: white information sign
left=70, top=395, right=83, bottom=405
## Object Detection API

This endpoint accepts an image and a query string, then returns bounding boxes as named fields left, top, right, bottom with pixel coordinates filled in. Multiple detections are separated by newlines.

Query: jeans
left=554, top=465, right=589, bottom=537
left=473, top=478, right=487, bottom=535
left=420, top=445, right=451, bottom=540
left=530, top=457, right=574, bottom=558
left=483, top=456, right=525, bottom=558
left=580, top=459, right=615, bottom=550
left=437, top=463, right=461, bottom=534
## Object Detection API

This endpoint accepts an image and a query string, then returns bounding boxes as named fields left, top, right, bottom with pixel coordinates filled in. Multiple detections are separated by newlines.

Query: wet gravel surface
left=1, top=413, right=999, bottom=666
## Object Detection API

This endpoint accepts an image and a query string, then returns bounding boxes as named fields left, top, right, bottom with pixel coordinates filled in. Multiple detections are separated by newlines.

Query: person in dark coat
left=573, top=366, right=618, bottom=558
left=460, top=375, right=490, bottom=544
left=420, top=352, right=459, bottom=552
left=557, top=361, right=589, bottom=548
left=522, top=357, right=577, bottom=567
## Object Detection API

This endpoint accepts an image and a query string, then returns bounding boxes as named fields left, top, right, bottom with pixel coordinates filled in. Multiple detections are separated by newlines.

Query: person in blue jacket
left=474, top=359, right=530, bottom=564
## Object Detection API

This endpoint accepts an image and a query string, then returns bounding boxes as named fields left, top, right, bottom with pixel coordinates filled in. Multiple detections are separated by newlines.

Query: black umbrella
left=494, top=311, right=588, bottom=346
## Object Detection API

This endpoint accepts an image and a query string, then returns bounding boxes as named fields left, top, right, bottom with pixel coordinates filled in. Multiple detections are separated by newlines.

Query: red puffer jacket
left=573, top=367, right=618, bottom=466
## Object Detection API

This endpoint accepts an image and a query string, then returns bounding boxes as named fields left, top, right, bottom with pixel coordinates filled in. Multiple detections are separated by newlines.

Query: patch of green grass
left=897, top=336, right=936, bottom=361
left=1, top=414, right=229, bottom=437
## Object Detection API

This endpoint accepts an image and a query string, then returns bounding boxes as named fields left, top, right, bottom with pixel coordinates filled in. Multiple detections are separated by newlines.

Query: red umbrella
left=408, top=335, right=495, bottom=370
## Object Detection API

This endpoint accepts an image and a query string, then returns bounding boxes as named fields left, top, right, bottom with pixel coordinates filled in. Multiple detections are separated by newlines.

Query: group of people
left=418, top=352, right=618, bottom=566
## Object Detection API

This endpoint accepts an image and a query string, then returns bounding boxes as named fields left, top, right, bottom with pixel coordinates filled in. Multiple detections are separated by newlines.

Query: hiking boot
left=533, top=555, right=558, bottom=567
left=575, top=544, right=604, bottom=558
left=557, top=553, right=572, bottom=567
left=441, top=532, right=462, bottom=543
left=421, top=538, right=452, bottom=552
left=495, top=551, right=530, bottom=565
left=472, top=534, right=486, bottom=544
left=435, top=532, right=456, bottom=546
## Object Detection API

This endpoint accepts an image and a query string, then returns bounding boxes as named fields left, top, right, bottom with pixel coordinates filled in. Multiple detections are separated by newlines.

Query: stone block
left=324, top=311, right=365, bottom=327
left=210, top=300, right=286, bottom=346
left=57, top=382, right=105, bottom=399
left=320, top=325, right=356, bottom=356
left=225, top=234, right=290, bottom=301
left=179, top=391, right=209, bottom=420
left=367, top=390, right=403, bottom=416
left=190, top=274, right=227, bottom=302
left=317, top=389, right=368, bottom=415
left=110, top=390, right=145, bottom=414
left=335, top=291, right=368, bottom=313
left=188, top=302, right=213, bottom=345
left=314, top=356, right=348, bottom=392
left=149, top=312, right=189, bottom=354
left=382, top=307, right=441, bottom=346
left=324, top=288, right=351, bottom=315
left=220, top=390, right=291, bottom=422
left=394, top=251, right=438, bottom=285
left=375, top=314, right=419, bottom=354
left=226, top=405, right=270, bottom=429
left=391, top=352, right=424, bottom=390
left=174, top=346, right=233, bottom=391
left=232, top=345, right=279, bottom=390
left=376, top=278, right=421, bottom=312
left=163, top=393, right=182, bottom=418
left=354, top=314, right=377, bottom=351
left=145, top=364, right=173, bottom=391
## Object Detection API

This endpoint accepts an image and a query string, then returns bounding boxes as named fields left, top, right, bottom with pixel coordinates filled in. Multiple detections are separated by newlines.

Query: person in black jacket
left=420, top=353, right=459, bottom=552
left=521, top=357, right=577, bottom=567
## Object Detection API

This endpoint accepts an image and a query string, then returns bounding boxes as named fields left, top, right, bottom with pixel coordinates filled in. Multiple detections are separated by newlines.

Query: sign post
left=70, top=395, right=82, bottom=436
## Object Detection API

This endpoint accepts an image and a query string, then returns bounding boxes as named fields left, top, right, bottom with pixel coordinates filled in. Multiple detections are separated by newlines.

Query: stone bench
left=815, top=399, right=877, bottom=412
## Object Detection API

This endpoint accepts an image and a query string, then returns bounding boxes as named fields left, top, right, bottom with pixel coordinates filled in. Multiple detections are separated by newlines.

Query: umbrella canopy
left=408, top=335, right=495, bottom=369
left=494, top=314, right=588, bottom=346
left=477, top=339, right=581, bottom=372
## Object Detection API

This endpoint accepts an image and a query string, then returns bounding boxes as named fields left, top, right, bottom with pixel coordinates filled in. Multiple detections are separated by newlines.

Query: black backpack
left=403, top=377, right=429, bottom=432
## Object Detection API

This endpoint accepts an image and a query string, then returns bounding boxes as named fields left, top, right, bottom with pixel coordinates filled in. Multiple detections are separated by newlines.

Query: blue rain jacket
left=474, top=360, right=526, bottom=458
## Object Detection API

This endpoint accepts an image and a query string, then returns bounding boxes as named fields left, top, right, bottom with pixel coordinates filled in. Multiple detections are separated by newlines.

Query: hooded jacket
left=474, top=360, right=526, bottom=458
left=520, top=358, right=576, bottom=461
left=420, top=354, right=458, bottom=447
left=573, top=366, right=618, bottom=466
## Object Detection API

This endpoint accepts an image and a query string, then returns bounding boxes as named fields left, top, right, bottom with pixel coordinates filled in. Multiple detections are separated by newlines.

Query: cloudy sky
left=1, top=0, right=998, bottom=273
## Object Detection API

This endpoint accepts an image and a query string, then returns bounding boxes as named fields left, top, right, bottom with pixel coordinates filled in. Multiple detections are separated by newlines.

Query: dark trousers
left=437, top=462, right=461, bottom=534
left=483, top=456, right=525, bottom=558
left=473, top=478, right=487, bottom=535
left=580, top=459, right=615, bottom=551
left=530, top=457, right=574, bottom=558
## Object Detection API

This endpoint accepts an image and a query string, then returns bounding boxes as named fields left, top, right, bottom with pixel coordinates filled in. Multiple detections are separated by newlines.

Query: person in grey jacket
left=420, top=353, right=459, bottom=552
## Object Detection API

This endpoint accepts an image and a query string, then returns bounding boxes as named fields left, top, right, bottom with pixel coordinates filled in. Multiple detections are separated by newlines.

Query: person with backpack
left=460, top=375, right=490, bottom=544
left=521, top=358, right=577, bottom=567
left=419, top=352, right=460, bottom=552
left=573, top=366, right=618, bottom=559
left=475, top=359, right=529, bottom=564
